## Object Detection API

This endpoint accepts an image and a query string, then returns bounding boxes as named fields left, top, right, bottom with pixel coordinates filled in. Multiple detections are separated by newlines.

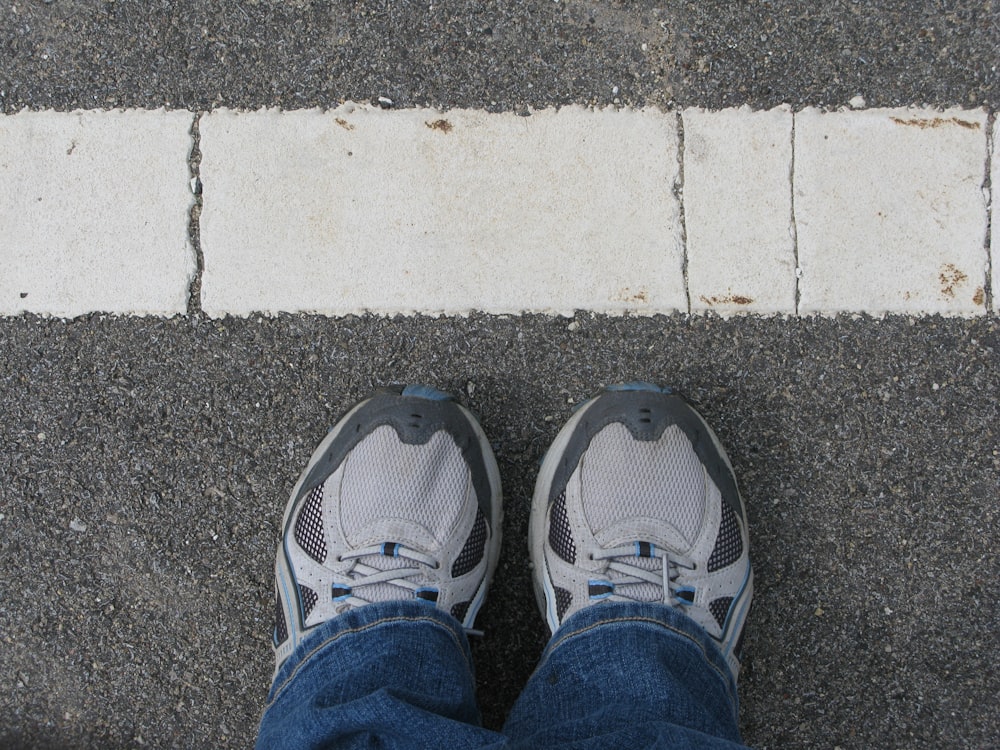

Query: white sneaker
left=272, top=385, right=503, bottom=676
left=530, top=383, right=752, bottom=681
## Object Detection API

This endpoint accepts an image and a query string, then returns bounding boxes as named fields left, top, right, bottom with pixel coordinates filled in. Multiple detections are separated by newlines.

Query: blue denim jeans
left=256, top=600, right=745, bottom=749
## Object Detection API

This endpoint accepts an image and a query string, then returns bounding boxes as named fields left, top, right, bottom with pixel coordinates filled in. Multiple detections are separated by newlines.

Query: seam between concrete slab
left=790, top=111, right=801, bottom=316
left=985, top=110, right=995, bottom=315
left=187, top=111, right=205, bottom=316
left=674, top=110, right=690, bottom=315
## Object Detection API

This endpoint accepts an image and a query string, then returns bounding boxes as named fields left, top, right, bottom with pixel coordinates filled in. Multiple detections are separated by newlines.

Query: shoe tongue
left=579, top=423, right=707, bottom=546
left=348, top=518, right=439, bottom=553
left=338, top=426, right=471, bottom=547
left=594, top=519, right=691, bottom=555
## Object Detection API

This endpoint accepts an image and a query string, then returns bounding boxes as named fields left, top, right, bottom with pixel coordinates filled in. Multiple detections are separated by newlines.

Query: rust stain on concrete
left=426, top=119, right=454, bottom=134
left=938, top=263, right=968, bottom=299
left=613, top=287, right=649, bottom=303
left=890, top=116, right=980, bottom=131
left=699, top=293, right=754, bottom=306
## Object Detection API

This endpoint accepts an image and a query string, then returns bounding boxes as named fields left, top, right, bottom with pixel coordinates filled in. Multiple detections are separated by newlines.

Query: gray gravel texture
left=1, top=0, right=997, bottom=113
left=1, top=313, right=998, bottom=749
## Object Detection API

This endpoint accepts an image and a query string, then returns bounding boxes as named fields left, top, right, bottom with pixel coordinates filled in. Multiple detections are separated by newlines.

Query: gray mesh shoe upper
left=272, top=386, right=503, bottom=675
left=529, top=385, right=753, bottom=682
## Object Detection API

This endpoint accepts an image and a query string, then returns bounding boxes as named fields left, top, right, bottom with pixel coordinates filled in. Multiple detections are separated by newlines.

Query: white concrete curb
left=1, top=105, right=995, bottom=317
left=1, top=109, right=196, bottom=317
left=199, top=106, right=684, bottom=316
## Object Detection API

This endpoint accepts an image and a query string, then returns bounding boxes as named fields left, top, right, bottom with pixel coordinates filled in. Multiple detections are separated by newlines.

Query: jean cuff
left=266, top=600, right=472, bottom=707
left=542, top=601, right=739, bottom=709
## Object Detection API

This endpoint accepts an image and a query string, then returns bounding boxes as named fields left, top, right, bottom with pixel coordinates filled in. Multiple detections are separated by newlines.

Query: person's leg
left=507, top=383, right=752, bottom=748
left=256, top=385, right=506, bottom=750
left=504, top=602, right=744, bottom=748
left=259, top=601, right=504, bottom=750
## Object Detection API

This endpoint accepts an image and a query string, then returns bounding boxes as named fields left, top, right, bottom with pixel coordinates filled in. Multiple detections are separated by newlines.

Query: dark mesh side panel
left=294, top=485, right=328, bottom=563
left=274, top=588, right=288, bottom=645
left=555, top=586, right=573, bottom=621
left=548, top=491, right=576, bottom=563
left=707, top=503, right=742, bottom=572
left=451, top=508, right=487, bottom=577
left=710, top=597, right=734, bottom=629
left=451, top=601, right=471, bottom=623
left=300, top=584, right=318, bottom=620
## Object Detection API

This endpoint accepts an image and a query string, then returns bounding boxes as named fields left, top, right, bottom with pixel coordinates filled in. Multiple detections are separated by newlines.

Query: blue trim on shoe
left=415, top=587, right=440, bottom=603
left=568, top=381, right=675, bottom=415
left=401, top=384, right=454, bottom=401
left=605, top=381, right=674, bottom=394
left=331, top=585, right=353, bottom=601
left=721, top=565, right=753, bottom=658
left=636, top=541, right=656, bottom=557
left=278, top=574, right=298, bottom=650
left=587, top=580, right=615, bottom=599
left=674, top=586, right=697, bottom=605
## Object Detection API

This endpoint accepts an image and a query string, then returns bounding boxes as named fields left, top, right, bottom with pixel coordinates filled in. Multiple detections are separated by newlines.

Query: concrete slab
left=0, top=110, right=195, bottom=317
left=794, top=108, right=989, bottom=316
left=198, top=105, right=684, bottom=317
left=683, top=107, right=795, bottom=315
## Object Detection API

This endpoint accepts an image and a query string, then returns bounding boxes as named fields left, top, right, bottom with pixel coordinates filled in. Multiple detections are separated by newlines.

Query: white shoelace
left=335, top=544, right=440, bottom=608
left=335, top=544, right=486, bottom=636
left=591, top=544, right=696, bottom=604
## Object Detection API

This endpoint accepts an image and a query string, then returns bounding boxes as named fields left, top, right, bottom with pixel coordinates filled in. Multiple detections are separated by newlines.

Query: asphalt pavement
left=2, top=0, right=997, bottom=112
left=1, top=2, right=998, bottom=748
